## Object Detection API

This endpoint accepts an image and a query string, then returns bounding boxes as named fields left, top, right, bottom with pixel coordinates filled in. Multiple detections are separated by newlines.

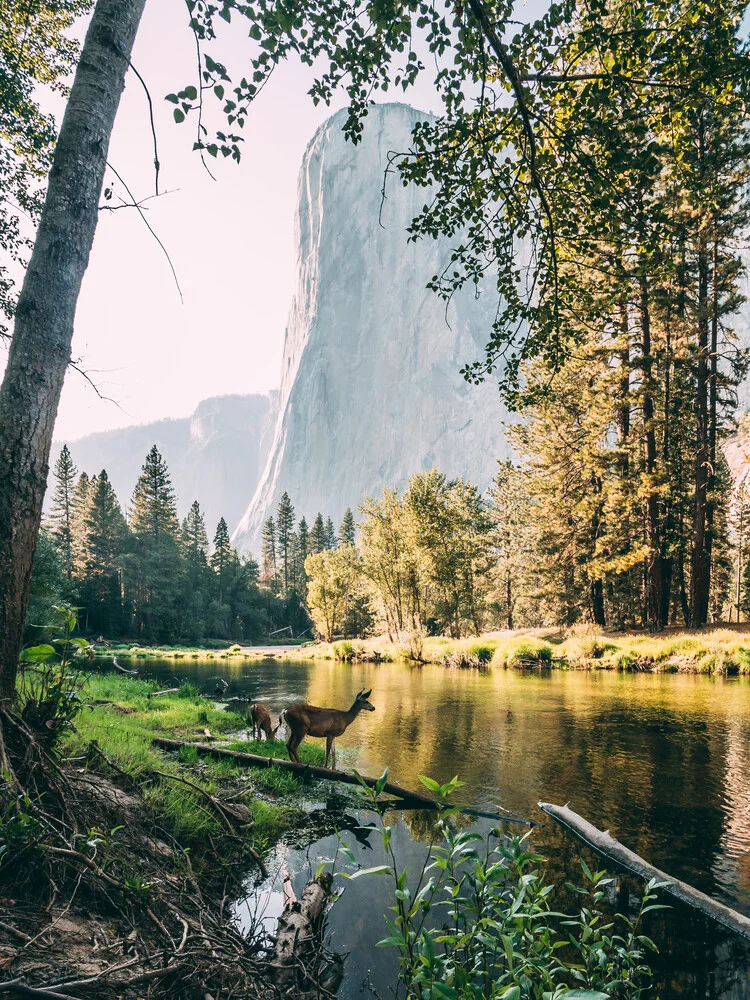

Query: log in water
left=539, top=801, right=750, bottom=941
left=151, top=736, right=534, bottom=825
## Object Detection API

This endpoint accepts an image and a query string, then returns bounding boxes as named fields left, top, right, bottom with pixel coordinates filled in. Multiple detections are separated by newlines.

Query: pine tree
left=324, top=517, right=337, bottom=550
left=182, top=501, right=209, bottom=571
left=309, top=513, right=325, bottom=554
left=126, top=447, right=181, bottom=640
left=276, top=491, right=295, bottom=596
left=338, top=508, right=356, bottom=548
left=81, top=470, right=127, bottom=632
left=261, top=516, right=279, bottom=591
left=71, top=472, right=92, bottom=577
left=49, top=445, right=78, bottom=579
left=212, top=517, right=232, bottom=605
left=296, top=516, right=309, bottom=592
left=129, top=445, right=178, bottom=541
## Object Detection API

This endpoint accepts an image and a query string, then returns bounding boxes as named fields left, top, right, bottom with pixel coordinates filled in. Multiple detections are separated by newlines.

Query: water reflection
left=136, top=657, right=750, bottom=996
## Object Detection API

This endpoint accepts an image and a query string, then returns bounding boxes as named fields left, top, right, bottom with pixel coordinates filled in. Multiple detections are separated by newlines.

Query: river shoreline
left=94, top=624, right=750, bottom=675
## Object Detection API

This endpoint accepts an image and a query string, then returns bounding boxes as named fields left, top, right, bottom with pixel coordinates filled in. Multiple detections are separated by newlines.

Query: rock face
left=52, top=393, right=276, bottom=532
left=233, top=103, right=510, bottom=554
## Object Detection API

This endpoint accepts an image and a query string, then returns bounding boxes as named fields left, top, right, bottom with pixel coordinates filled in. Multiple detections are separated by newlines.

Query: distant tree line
left=31, top=445, right=299, bottom=644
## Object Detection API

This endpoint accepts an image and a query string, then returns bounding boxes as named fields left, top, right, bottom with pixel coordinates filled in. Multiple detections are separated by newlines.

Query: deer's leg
left=325, top=735, right=334, bottom=769
left=331, top=738, right=336, bottom=771
left=287, top=731, right=302, bottom=763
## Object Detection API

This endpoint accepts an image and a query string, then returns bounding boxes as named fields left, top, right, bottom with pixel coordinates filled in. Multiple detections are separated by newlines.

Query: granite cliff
left=232, top=103, right=511, bottom=553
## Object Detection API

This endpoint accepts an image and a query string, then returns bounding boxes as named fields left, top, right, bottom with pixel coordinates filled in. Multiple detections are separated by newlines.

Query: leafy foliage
left=348, top=772, right=663, bottom=999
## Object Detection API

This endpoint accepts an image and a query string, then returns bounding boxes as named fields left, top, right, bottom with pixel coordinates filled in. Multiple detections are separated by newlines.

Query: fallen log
left=539, top=801, right=750, bottom=941
left=112, top=656, right=137, bottom=676
left=271, top=873, right=332, bottom=986
left=151, top=737, right=534, bottom=825
left=148, top=688, right=180, bottom=699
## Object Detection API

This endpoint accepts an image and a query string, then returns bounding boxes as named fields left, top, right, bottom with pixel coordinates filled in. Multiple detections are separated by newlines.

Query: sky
left=17, top=0, right=443, bottom=442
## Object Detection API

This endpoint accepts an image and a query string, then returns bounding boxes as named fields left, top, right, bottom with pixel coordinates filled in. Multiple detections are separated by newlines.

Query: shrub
left=467, top=641, right=495, bottom=663
left=349, top=775, right=660, bottom=1000
left=333, top=640, right=355, bottom=662
left=177, top=683, right=201, bottom=699
left=493, top=638, right=553, bottom=668
left=178, top=744, right=199, bottom=765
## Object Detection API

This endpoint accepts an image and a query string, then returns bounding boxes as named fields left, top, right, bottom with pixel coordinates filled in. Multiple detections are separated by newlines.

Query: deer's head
left=355, top=688, right=375, bottom=712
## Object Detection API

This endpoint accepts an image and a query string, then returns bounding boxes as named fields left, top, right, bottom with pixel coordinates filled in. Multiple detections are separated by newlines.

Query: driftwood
left=151, top=737, right=534, bottom=825
left=112, top=656, right=137, bottom=676
left=539, top=801, right=750, bottom=941
left=148, top=688, right=180, bottom=699
left=271, top=873, right=332, bottom=985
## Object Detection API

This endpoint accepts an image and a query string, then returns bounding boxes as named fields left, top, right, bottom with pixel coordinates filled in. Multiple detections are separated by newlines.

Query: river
left=140, top=656, right=750, bottom=998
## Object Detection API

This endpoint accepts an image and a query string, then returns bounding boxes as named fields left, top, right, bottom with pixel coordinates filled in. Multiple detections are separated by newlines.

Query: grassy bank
left=291, top=626, right=750, bottom=675
left=92, top=639, right=305, bottom=661
left=2, top=667, right=346, bottom=996
left=57, top=671, right=326, bottom=855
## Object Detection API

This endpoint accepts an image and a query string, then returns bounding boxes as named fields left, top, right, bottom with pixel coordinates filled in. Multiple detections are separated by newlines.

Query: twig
left=128, top=62, right=161, bottom=195
left=0, top=919, right=31, bottom=942
left=105, top=162, right=184, bottom=303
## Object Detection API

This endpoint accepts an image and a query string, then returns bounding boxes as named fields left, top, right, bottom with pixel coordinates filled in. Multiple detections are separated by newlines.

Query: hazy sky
left=14, top=0, right=443, bottom=442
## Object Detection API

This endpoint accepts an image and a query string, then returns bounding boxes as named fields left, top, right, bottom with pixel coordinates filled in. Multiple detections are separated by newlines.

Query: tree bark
left=639, top=275, right=662, bottom=631
left=0, top=0, right=147, bottom=702
left=272, top=873, right=333, bottom=986
left=690, top=238, right=711, bottom=627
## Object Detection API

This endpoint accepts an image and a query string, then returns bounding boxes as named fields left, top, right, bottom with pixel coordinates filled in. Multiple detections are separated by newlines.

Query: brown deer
left=248, top=702, right=277, bottom=741
left=280, top=689, right=375, bottom=770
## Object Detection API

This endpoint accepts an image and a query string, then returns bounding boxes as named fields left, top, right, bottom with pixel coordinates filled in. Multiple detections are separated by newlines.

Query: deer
left=279, top=689, right=375, bottom=770
left=248, top=702, right=277, bottom=741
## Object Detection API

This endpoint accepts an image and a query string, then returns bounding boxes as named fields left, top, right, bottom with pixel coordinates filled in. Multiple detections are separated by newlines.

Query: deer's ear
left=362, top=689, right=372, bottom=699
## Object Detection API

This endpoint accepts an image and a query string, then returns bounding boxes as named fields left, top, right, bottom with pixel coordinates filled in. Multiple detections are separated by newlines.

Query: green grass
left=54, top=672, right=308, bottom=863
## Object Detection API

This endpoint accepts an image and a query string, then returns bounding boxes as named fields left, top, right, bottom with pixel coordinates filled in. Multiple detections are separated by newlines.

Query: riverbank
left=88, top=624, right=750, bottom=675
left=291, top=625, right=750, bottom=674
left=1, top=670, right=345, bottom=997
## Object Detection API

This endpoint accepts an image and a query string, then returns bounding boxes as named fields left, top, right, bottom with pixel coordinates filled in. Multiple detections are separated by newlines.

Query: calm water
left=136, top=656, right=750, bottom=998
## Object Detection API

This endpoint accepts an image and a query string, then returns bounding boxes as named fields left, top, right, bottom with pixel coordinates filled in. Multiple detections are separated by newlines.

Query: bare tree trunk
left=690, top=238, right=711, bottom=627
left=0, top=0, right=147, bottom=703
left=639, top=275, right=663, bottom=631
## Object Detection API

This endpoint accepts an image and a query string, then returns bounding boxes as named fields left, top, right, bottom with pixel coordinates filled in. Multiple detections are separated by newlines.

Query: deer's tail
left=276, top=709, right=287, bottom=737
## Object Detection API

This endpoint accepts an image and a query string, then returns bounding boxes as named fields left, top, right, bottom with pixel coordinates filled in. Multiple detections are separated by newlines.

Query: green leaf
left=418, top=775, right=440, bottom=793
left=375, top=767, right=389, bottom=794
left=431, top=985, right=458, bottom=1000
left=183, top=85, right=198, bottom=100
left=173, top=109, right=185, bottom=123
left=19, top=644, right=57, bottom=662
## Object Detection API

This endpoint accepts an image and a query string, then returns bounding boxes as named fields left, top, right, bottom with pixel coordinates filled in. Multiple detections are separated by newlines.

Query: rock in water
left=233, top=103, right=511, bottom=553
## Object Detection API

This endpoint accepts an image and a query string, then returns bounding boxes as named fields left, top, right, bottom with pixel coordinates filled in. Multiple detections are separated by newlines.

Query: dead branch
left=540, top=801, right=750, bottom=940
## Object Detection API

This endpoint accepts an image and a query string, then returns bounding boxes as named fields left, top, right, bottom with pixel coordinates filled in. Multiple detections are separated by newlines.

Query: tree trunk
left=590, top=578, right=606, bottom=627
left=0, top=0, right=147, bottom=703
left=690, top=239, right=711, bottom=626
left=639, top=275, right=662, bottom=631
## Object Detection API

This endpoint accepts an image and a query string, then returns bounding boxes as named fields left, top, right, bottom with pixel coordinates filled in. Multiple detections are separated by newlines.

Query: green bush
left=467, top=641, right=495, bottom=663
left=348, top=775, right=660, bottom=1000
left=178, top=744, right=199, bottom=765
left=177, top=683, right=201, bottom=699
left=333, top=640, right=355, bottom=661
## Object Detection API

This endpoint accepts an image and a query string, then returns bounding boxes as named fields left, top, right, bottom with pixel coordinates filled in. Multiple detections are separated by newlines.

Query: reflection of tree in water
left=396, top=806, right=475, bottom=843
left=537, top=704, right=728, bottom=893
